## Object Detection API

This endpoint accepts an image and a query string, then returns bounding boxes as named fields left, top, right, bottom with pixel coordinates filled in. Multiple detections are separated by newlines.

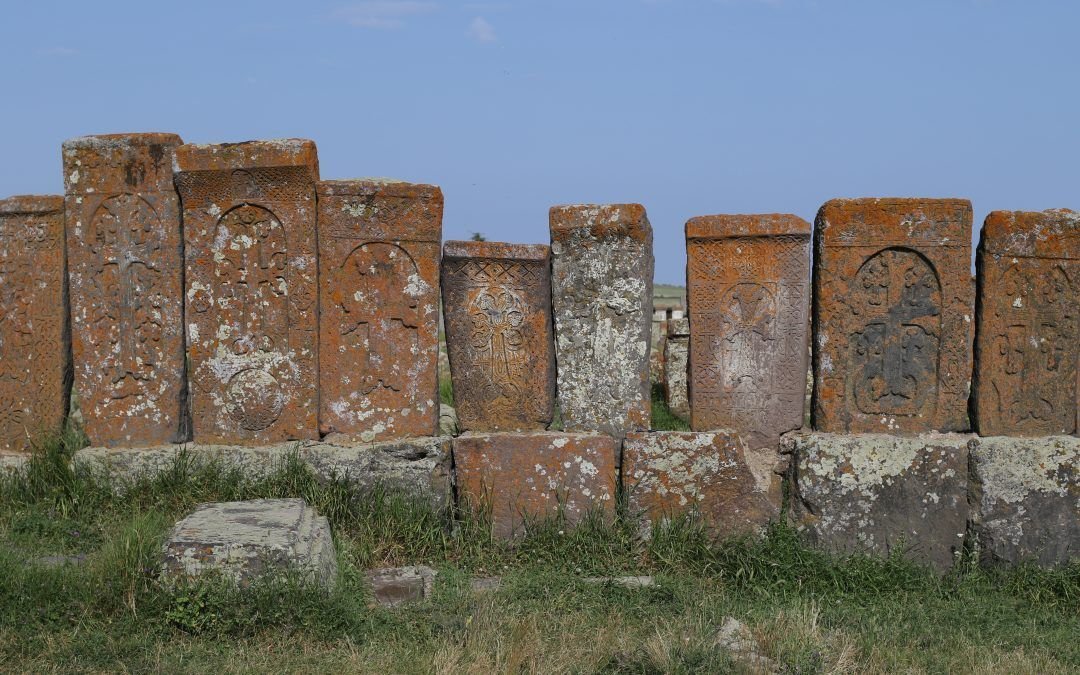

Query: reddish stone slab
left=685, top=215, right=811, bottom=443
left=63, top=133, right=186, bottom=447
left=441, top=241, right=556, bottom=432
left=453, top=432, right=617, bottom=538
left=974, top=209, right=1079, bottom=436
left=812, top=198, right=974, bottom=433
left=623, top=431, right=783, bottom=538
left=0, top=196, right=69, bottom=451
left=317, top=179, right=443, bottom=441
left=174, top=140, right=319, bottom=445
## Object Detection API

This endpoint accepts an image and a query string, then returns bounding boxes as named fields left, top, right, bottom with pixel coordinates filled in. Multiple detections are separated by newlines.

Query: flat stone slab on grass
left=161, top=498, right=337, bottom=588
left=366, top=565, right=437, bottom=606
left=787, top=432, right=972, bottom=570
left=972, top=436, right=1078, bottom=567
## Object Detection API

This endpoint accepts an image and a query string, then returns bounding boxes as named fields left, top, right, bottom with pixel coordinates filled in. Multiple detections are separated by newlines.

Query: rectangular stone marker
left=686, top=214, right=811, bottom=442
left=441, top=241, right=555, bottom=432
left=63, top=133, right=186, bottom=447
left=453, top=432, right=618, bottom=539
left=622, top=431, right=783, bottom=538
left=813, top=198, right=974, bottom=434
left=317, top=179, right=443, bottom=441
left=663, top=318, right=690, bottom=420
left=0, top=196, right=69, bottom=451
left=550, top=204, right=654, bottom=436
left=786, top=432, right=971, bottom=570
left=174, top=140, right=319, bottom=445
left=974, top=209, right=1079, bottom=437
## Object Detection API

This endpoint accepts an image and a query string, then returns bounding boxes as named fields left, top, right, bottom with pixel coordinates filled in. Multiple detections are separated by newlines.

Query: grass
left=1, top=434, right=1077, bottom=673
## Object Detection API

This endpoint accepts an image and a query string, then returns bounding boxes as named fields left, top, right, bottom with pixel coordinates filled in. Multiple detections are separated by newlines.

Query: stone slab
left=623, top=431, right=783, bottom=538
left=441, top=241, right=556, bottom=432
left=812, top=198, right=974, bottom=434
left=974, top=209, right=1079, bottom=436
left=686, top=214, right=810, bottom=443
left=0, top=195, right=69, bottom=451
left=971, top=436, right=1078, bottom=567
left=787, top=432, right=972, bottom=569
left=365, top=565, right=437, bottom=606
left=453, top=432, right=618, bottom=538
left=174, top=140, right=319, bottom=445
left=663, top=319, right=690, bottom=420
left=317, top=179, right=443, bottom=440
left=161, top=498, right=337, bottom=588
left=550, top=204, right=654, bottom=436
left=63, top=133, right=186, bottom=447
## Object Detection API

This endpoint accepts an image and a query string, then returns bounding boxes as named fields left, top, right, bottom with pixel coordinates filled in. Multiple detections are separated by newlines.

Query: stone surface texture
left=550, top=204, right=654, bottom=437
left=788, top=432, right=972, bottom=569
left=366, top=565, right=437, bottom=606
left=0, top=196, right=69, bottom=451
left=317, top=179, right=442, bottom=441
left=813, top=198, right=975, bottom=434
left=161, top=498, right=337, bottom=588
left=441, top=241, right=555, bottom=432
left=63, top=133, right=186, bottom=447
left=974, top=209, right=1078, bottom=436
left=453, top=432, right=617, bottom=538
left=971, top=436, right=1078, bottom=566
left=174, top=140, right=319, bottom=445
left=686, top=214, right=810, bottom=444
left=623, top=431, right=783, bottom=538
left=663, top=318, right=690, bottom=420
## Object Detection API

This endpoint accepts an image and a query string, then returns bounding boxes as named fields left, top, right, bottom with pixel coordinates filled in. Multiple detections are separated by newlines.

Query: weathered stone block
left=623, top=431, right=783, bottom=538
left=161, top=498, right=337, bottom=588
left=686, top=214, right=810, bottom=444
left=663, top=318, right=690, bottom=420
left=974, top=209, right=1078, bottom=436
left=971, top=436, right=1078, bottom=566
left=788, top=432, right=971, bottom=569
left=317, top=179, right=442, bottom=441
left=550, top=204, right=654, bottom=436
left=366, top=565, right=437, bottom=606
left=174, top=140, right=319, bottom=445
left=453, top=432, right=617, bottom=538
left=441, top=241, right=555, bottom=432
left=63, top=133, right=185, bottom=447
left=0, top=196, right=69, bottom=451
left=813, top=198, right=974, bottom=434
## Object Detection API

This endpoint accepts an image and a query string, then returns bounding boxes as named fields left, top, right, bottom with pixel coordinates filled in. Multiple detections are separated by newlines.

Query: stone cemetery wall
left=1, top=131, right=1077, bottom=569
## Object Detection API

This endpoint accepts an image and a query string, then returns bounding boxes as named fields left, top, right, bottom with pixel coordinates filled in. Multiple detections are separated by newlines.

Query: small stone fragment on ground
left=583, top=575, right=655, bottom=589
left=713, top=617, right=778, bottom=674
left=366, top=565, right=438, bottom=606
left=469, top=576, right=502, bottom=593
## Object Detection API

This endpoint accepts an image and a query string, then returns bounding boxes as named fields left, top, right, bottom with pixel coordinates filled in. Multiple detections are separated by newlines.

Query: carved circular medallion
left=224, top=368, right=283, bottom=431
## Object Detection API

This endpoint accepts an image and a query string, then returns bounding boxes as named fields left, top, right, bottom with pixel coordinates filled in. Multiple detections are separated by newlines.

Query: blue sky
left=1, top=0, right=1077, bottom=282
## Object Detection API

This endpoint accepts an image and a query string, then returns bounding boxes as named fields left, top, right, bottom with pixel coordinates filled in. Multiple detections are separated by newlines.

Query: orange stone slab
left=316, top=179, right=443, bottom=440
left=453, top=432, right=617, bottom=538
left=0, top=196, right=70, bottom=451
left=685, top=214, right=810, bottom=443
left=974, top=209, right=1079, bottom=436
left=63, top=133, right=186, bottom=447
left=441, top=241, right=556, bottom=432
left=812, top=198, right=974, bottom=433
left=174, top=140, right=319, bottom=445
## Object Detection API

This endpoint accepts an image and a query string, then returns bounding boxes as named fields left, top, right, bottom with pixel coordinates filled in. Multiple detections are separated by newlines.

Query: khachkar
left=63, top=134, right=186, bottom=447
left=813, top=198, right=974, bottom=433
left=0, top=196, right=69, bottom=451
left=549, top=204, right=654, bottom=436
left=974, top=209, right=1078, bottom=436
left=685, top=214, right=810, bottom=442
left=317, top=179, right=443, bottom=440
left=174, top=140, right=319, bottom=445
left=441, top=241, right=556, bottom=431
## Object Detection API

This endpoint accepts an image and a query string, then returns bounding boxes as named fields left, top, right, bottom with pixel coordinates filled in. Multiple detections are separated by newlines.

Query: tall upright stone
left=441, top=241, right=555, bottom=432
left=63, top=133, right=185, bottom=447
left=685, top=214, right=810, bottom=443
left=0, top=196, right=69, bottom=451
left=549, top=204, right=654, bottom=436
left=317, top=179, right=443, bottom=441
left=663, top=317, right=690, bottom=420
left=813, top=198, right=974, bottom=434
left=974, top=209, right=1078, bottom=437
left=174, top=140, right=319, bottom=445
